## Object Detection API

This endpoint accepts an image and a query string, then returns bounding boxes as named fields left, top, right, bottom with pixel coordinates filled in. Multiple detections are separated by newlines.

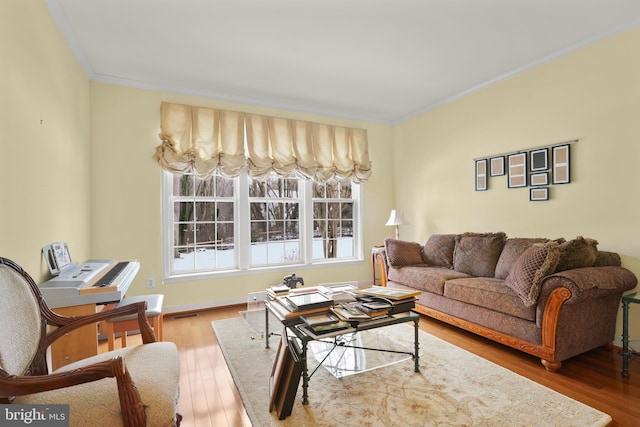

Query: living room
left=2, top=1, right=639, bottom=425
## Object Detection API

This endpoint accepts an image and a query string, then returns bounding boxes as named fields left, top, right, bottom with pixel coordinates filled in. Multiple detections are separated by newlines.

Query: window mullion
left=302, top=179, right=313, bottom=263
left=237, top=172, right=250, bottom=270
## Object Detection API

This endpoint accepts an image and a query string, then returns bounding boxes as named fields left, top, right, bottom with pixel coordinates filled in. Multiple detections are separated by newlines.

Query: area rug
left=212, top=317, right=612, bottom=427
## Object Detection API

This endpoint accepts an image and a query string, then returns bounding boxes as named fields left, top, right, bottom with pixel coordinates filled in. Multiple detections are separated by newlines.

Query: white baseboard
left=163, top=280, right=372, bottom=314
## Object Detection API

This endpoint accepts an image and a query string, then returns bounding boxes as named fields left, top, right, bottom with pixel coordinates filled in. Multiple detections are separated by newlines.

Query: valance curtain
left=154, top=102, right=372, bottom=182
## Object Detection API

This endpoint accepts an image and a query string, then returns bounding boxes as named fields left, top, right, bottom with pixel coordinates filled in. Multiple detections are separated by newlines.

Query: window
left=312, top=180, right=354, bottom=260
left=249, top=176, right=301, bottom=266
left=169, top=173, right=236, bottom=273
left=163, top=170, right=362, bottom=280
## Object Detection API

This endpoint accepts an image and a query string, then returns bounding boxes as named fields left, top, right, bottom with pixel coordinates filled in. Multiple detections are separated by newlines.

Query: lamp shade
left=385, top=210, right=408, bottom=226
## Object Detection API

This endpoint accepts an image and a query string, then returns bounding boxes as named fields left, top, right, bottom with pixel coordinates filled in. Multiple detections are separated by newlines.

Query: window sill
left=163, top=257, right=364, bottom=284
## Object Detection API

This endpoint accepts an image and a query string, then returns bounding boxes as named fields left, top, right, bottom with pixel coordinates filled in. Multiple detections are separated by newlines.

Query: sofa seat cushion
left=453, top=232, right=507, bottom=277
left=388, top=266, right=470, bottom=295
left=443, top=277, right=536, bottom=321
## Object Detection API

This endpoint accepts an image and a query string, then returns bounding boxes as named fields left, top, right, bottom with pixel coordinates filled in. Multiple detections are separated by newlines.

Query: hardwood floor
left=103, top=305, right=640, bottom=426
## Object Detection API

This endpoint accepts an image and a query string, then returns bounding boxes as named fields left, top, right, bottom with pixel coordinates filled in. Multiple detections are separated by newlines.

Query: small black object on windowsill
left=283, top=273, right=304, bottom=289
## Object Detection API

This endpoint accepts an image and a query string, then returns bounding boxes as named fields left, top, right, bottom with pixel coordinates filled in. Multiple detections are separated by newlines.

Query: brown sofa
left=374, top=232, right=637, bottom=371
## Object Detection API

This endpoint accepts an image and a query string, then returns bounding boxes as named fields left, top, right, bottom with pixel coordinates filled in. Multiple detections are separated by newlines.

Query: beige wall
left=0, top=0, right=91, bottom=281
left=89, top=84, right=394, bottom=310
left=3, top=1, right=637, bottom=337
left=393, top=26, right=640, bottom=336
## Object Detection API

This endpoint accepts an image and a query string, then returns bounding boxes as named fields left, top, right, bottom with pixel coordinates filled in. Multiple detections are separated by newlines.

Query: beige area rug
left=212, top=317, right=611, bottom=427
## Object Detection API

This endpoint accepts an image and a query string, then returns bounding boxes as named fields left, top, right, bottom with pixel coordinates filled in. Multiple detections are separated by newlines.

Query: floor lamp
left=385, top=210, right=408, bottom=239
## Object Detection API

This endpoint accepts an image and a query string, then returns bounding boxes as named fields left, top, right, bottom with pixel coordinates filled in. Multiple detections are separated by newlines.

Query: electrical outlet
left=146, top=277, right=155, bottom=288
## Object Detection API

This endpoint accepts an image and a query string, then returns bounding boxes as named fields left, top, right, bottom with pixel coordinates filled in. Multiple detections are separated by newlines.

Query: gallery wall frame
left=473, top=139, right=576, bottom=202
left=475, top=159, right=488, bottom=191
left=490, top=156, right=505, bottom=176
left=530, top=172, right=548, bottom=186
left=530, top=187, right=549, bottom=201
left=530, top=148, right=548, bottom=171
left=507, top=153, right=527, bottom=188
left=552, top=144, right=571, bottom=184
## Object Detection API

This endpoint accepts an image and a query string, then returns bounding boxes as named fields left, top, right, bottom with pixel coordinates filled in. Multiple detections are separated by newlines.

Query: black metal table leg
left=622, top=299, right=630, bottom=378
left=301, top=339, right=309, bottom=404
left=265, top=304, right=270, bottom=349
left=414, top=317, right=420, bottom=373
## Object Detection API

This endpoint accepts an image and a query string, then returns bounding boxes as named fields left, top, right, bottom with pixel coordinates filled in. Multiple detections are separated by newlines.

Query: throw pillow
left=422, top=234, right=456, bottom=268
left=593, top=251, right=622, bottom=267
left=504, top=241, right=561, bottom=307
left=385, top=238, right=424, bottom=267
left=555, top=236, right=598, bottom=272
left=494, top=237, right=549, bottom=280
left=453, top=232, right=507, bottom=277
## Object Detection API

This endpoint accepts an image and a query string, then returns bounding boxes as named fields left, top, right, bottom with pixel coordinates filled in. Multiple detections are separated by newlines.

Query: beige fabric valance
left=154, top=102, right=372, bottom=182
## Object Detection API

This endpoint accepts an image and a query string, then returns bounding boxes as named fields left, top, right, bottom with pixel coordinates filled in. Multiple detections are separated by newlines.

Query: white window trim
left=161, top=171, right=364, bottom=283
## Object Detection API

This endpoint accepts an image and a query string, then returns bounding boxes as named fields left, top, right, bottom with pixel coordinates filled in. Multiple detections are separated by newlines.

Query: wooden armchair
left=0, top=257, right=181, bottom=427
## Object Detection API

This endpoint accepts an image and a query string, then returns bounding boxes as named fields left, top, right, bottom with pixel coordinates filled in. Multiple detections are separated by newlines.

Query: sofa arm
left=372, top=246, right=390, bottom=286
left=538, top=266, right=637, bottom=307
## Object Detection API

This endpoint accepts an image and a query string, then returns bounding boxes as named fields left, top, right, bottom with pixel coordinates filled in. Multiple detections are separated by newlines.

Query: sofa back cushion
left=495, top=237, right=549, bottom=280
left=453, top=232, right=507, bottom=277
left=555, top=236, right=598, bottom=272
left=504, top=241, right=560, bottom=307
left=384, top=238, right=424, bottom=267
left=421, top=234, right=456, bottom=268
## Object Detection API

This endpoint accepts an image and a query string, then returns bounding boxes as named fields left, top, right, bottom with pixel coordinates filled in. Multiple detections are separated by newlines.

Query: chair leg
left=107, top=323, right=116, bottom=351
left=156, top=314, right=163, bottom=341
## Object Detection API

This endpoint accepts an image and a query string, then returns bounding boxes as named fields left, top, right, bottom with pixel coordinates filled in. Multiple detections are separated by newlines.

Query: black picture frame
left=530, top=172, right=549, bottom=186
left=269, top=330, right=288, bottom=413
left=475, top=159, right=488, bottom=191
left=530, top=187, right=549, bottom=201
left=552, top=144, right=571, bottom=184
left=530, top=148, right=548, bottom=172
left=490, top=156, right=505, bottom=176
left=269, top=330, right=304, bottom=420
left=507, top=153, right=527, bottom=188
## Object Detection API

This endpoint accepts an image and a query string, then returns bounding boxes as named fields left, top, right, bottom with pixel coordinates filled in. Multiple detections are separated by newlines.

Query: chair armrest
left=0, top=356, right=146, bottom=427
left=44, top=301, right=157, bottom=351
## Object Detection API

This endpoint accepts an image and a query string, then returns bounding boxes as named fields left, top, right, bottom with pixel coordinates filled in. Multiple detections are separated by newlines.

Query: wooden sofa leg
left=602, top=342, right=614, bottom=351
left=541, top=359, right=562, bottom=372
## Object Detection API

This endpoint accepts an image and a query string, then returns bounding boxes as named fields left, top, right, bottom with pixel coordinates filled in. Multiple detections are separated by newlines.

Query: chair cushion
left=14, top=342, right=180, bottom=427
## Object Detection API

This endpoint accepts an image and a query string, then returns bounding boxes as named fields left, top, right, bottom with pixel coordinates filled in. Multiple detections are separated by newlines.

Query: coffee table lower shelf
left=265, top=303, right=420, bottom=405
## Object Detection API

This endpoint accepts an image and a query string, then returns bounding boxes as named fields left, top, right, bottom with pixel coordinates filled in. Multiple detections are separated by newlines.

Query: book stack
left=352, top=286, right=419, bottom=316
left=299, top=312, right=351, bottom=336
left=267, top=284, right=291, bottom=298
left=268, top=291, right=334, bottom=320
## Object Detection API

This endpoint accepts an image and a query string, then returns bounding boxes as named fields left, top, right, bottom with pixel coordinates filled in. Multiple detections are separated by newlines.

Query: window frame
left=161, top=170, right=364, bottom=282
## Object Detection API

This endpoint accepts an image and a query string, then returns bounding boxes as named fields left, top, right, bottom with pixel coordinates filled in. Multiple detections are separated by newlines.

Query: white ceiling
left=46, top=0, right=640, bottom=123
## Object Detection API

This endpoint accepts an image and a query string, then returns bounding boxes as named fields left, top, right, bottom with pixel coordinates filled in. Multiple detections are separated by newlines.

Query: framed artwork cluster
left=475, top=141, right=574, bottom=201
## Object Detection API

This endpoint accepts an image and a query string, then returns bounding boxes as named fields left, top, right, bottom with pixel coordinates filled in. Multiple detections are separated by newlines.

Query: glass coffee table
left=265, top=302, right=420, bottom=404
